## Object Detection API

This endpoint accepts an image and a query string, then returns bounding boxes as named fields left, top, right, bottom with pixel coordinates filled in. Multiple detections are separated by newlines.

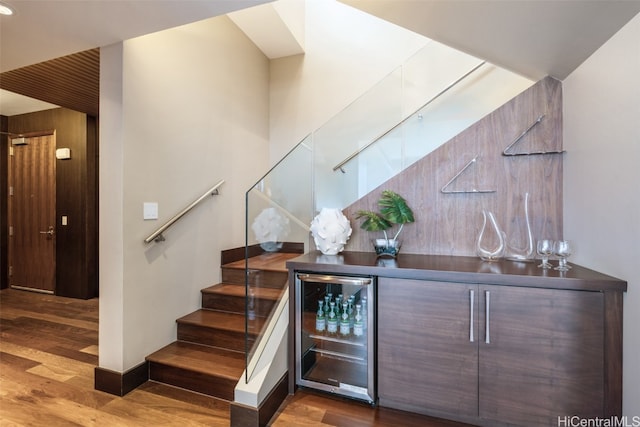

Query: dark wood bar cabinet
left=288, top=252, right=626, bottom=427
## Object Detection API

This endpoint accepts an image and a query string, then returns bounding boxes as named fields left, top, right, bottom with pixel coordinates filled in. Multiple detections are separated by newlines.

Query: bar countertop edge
left=286, top=251, right=627, bottom=292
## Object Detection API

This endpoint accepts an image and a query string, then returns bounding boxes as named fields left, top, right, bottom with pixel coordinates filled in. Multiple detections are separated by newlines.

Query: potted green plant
left=355, top=190, right=415, bottom=257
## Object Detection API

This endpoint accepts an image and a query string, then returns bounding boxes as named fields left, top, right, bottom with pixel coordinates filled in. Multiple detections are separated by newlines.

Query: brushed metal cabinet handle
left=469, top=289, right=475, bottom=343
left=485, top=290, right=491, bottom=344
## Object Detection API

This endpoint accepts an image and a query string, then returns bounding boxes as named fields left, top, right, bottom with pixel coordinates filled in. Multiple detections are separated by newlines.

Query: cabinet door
left=479, top=285, right=604, bottom=426
left=378, top=278, right=478, bottom=417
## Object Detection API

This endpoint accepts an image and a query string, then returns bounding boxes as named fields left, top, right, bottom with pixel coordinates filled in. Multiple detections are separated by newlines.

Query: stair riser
left=177, top=324, right=250, bottom=352
left=149, top=362, right=236, bottom=401
left=145, top=250, right=298, bottom=404
left=202, top=293, right=277, bottom=317
left=221, top=268, right=288, bottom=288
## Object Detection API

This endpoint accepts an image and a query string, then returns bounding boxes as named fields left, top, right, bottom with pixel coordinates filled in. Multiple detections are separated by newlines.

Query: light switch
left=55, top=148, right=71, bottom=159
left=61, top=216, right=68, bottom=226
left=143, top=202, right=159, bottom=220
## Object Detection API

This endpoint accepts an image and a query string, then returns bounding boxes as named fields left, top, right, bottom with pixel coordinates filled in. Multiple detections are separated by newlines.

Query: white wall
left=99, top=43, right=125, bottom=371
left=563, top=12, right=640, bottom=414
left=269, top=0, right=429, bottom=163
left=99, top=16, right=270, bottom=371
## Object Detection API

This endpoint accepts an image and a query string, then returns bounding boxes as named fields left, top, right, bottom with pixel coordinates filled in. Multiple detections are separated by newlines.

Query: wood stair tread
left=146, top=248, right=296, bottom=402
left=202, top=283, right=284, bottom=300
left=223, top=252, right=300, bottom=272
left=146, top=341, right=244, bottom=380
left=177, top=309, right=264, bottom=332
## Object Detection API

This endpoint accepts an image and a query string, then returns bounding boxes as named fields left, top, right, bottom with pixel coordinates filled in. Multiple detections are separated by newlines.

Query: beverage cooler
left=294, top=272, right=376, bottom=404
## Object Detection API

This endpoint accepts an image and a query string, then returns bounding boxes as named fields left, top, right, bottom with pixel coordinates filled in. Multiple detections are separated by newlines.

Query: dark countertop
left=286, top=251, right=627, bottom=292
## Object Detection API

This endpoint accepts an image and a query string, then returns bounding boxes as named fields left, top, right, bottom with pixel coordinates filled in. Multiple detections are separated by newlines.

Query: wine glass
left=536, top=239, right=554, bottom=269
left=554, top=240, right=572, bottom=271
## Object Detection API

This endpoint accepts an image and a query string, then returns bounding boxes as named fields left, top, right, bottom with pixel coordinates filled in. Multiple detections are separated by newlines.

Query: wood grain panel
left=378, top=278, right=478, bottom=420
left=478, top=285, right=604, bottom=426
left=344, top=77, right=563, bottom=256
left=8, top=108, right=97, bottom=299
left=9, top=134, right=56, bottom=292
left=603, top=290, right=623, bottom=416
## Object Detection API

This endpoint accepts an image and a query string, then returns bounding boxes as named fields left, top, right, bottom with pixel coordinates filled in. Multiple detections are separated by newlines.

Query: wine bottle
left=361, top=296, right=368, bottom=331
left=353, top=304, right=364, bottom=337
left=315, top=300, right=325, bottom=332
left=348, top=295, right=355, bottom=327
left=327, top=301, right=338, bottom=334
left=339, top=301, right=350, bottom=336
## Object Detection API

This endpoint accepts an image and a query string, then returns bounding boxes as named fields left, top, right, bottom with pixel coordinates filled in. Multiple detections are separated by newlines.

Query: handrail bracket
left=144, top=179, right=225, bottom=244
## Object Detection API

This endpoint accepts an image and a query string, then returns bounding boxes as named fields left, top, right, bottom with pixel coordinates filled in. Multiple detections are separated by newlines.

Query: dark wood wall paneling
left=86, top=117, right=98, bottom=297
left=0, top=49, right=99, bottom=117
left=343, top=76, right=563, bottom=257
left=1, top=115, right=8, bottom=289
left=7, top=108, right=98, bottom=299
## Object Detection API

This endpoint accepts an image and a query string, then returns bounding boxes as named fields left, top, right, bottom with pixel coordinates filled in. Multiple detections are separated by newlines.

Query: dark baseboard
left=230, top=372, right=289, bottom=427
left=94, top=361, right=149, bottom=396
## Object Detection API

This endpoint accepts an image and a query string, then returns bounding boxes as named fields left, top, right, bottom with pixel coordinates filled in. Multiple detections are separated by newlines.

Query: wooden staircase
left=145, top=250, right=300, bottom=404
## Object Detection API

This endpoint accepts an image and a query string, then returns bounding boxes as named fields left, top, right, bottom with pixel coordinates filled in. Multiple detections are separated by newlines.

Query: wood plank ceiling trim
left=0, top=48, right=99, bottom=117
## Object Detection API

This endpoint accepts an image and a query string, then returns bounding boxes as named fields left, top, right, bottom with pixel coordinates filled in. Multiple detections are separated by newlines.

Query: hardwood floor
left=272, top=390, right=477, bottom=427
left=0, top=288, right=230, bottom=426
left=0, top=288, right=474, bottom=427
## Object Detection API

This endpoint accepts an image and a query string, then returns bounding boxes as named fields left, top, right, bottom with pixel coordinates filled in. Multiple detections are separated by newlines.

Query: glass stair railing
left=243, top=40, right=533, bottom=384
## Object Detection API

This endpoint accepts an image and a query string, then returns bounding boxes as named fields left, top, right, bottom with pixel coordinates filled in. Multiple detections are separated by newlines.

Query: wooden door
left=478, top=285, right=604, bottom=426
left=378, top=278, right=478, bottom=418
left=8, top=133, right=56, bottom=293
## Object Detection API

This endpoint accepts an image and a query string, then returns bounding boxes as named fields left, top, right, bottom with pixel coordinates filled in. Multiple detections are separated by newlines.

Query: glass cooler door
left=295, top=272, right=375, bottom=404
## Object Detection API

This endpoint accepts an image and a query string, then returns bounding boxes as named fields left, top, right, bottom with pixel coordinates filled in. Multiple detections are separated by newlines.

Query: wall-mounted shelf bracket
left=441, top=156, right=496, bottom=194
left=502, top=114, right=565, bottom=156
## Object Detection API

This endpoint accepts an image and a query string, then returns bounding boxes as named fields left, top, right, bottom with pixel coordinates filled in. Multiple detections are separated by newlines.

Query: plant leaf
left=355, top=210, right=392, bottom=231
left=378, top=190, right=415, bottom=225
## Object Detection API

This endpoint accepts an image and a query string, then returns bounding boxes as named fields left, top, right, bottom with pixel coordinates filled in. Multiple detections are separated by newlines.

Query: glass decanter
left=506, top=192, right=535, bottom=262
left=476, top=210, right=505, bottom=261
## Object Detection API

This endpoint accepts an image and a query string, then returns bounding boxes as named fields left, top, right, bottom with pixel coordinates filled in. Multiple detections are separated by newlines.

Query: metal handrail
left=333, top=61, right=486, bottom=173
left=144, top=180, right=225, bottom=244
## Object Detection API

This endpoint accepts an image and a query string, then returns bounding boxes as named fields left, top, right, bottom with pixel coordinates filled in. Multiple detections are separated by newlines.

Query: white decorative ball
left=310, top=208, right=352, bottom=255
left=251, top=207, right=290, bottom=251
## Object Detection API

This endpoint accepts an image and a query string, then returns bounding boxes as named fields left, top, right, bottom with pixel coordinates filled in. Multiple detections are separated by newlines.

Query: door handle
left=39, top=226, right=55, bottom=238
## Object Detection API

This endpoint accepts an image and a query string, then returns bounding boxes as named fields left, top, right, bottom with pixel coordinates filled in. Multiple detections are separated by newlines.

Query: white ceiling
left=0, top=0, right=272, bottom=73
left=1, top=0, right=639, bottom=116
left=0, top=89, right=58, bottom=115
left=341, top=0, right=640, bottom=81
